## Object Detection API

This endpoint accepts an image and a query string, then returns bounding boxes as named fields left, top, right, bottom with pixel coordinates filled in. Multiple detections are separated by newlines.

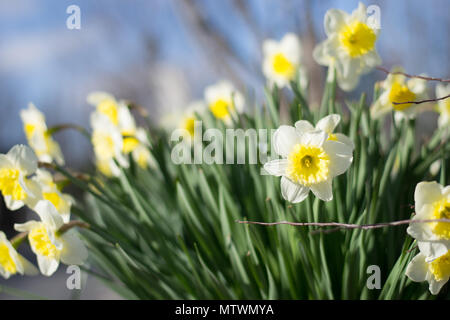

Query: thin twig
left=392, top=94, right=450, bottom=106
left=376, top=66, right=450, bottom=83
left=236, top=218, right=450, bottom=235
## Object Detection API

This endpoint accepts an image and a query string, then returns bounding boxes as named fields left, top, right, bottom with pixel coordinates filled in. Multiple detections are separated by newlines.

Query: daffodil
left=33, top=169, right=74, bottom=223
left=90, top=113, right=128, bottom=177
left=436, top=83, right=450, bottom=129
left=262, top=33, right=303, bottom=88
left=14, top=200, right=88, bottom=276
left=264, top=128, right=353, bottom=203
left=0, top=231, right=38, bottom=279
left=313, top=2, right=381, bottom=91
left=371, top=67, right=427, bottom=120
left=0, top=145, right=42, bottom=210
left=20, top=103, right=64, bottom=165
left=87, top=91, right=122, bottom=126
left=406, top=250, right=450, bottom=295
left=204, top=81, right=244, bottom=124
left=294, top=114, right=354, bottom=149
left=407, top=181, right=450, bottom=261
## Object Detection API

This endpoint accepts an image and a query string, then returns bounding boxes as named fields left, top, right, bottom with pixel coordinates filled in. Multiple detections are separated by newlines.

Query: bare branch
left=236, top=218, right=450, bottom=235
left=376, top=66, right=450, bottom=83
left=392, top=94, right=450, bottom=106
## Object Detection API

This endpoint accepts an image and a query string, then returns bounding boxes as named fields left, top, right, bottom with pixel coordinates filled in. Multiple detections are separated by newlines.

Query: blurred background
left=0, top=0, right=449, bottom=299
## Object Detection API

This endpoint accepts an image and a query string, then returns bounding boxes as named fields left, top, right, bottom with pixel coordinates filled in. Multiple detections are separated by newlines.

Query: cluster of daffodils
left=0, top=145, right=87, bottom=278
left=88, top=92, right=154, bottom=176
left=406, top=182, right=450, bottom=294
left=264, top=115, right=354, bottom=202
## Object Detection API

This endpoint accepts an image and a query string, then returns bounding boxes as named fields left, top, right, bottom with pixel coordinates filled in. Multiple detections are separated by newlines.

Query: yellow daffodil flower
left=313, top=2, right=381, bottom=91
left=0, top=231, right=38, bottom=279
left=371, top=67, right=427, bottom=120
left=204, top=81, right=244, bottom=124
left=407, top=181, right=450, bottom=261
left=264, top=128, right=353, bottom=203
left=262, top=33, right=303, bottom=88
left=90, top=113, right=129, bottom=177
left=0, top=145, right=42, bottom=210
left=406, top=250, right=450, bottom=295
left=14, top=200, right=88, bottom=276
left=20, top=103, right=64, bottom=165
left=436, top=83, right=450, bottom=129
left=33, top=169, right=74, bottom=223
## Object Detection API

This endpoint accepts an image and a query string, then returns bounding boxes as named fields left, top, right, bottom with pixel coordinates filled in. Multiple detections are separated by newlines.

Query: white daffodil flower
left=91, top=113, right=129, bottom=177
left=262, top=33, right=303, bottom=88
left=204, top=81, right=245, bottom=124
left=33, top=169, right=74, bottom=223
left=313, top=2, right=381, bottom=91
left=264, top=128, right=353, bottom=203
left=407, top=182, right=450, bottom=261
left=0, top=145, right=42, bottom=210
left=436, top=83, right=450, bottom=129
left=371, top=68, right=428, bottom=120
left=294, top=114, right=354, bottom=150
left=0, top=231, right=38, bottom=279
left=87, top=91, right=123, bottom=126
left=406, top=250, right=450, bottom=295
left=20, top=103, right=64, bottom=165
left=14, top=200, right=88, bottom=277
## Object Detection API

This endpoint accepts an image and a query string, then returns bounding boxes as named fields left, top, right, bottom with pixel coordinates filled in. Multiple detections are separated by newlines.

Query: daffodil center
left=272, top=53, right=295, bottom=78
left=209, top=99, right=233, bottom=119
left=92, top=131, right=115, bottom=159
left=429, top=250, right=450, bottom=282
left=286, top=144, right=330, bottom=186
left=0, top=168, right=26, bottom=201
left=28, top=225, right=59, bottom=259
left=389, top=82, right=416, bottom=111
left=97, top=99, right=119, bottom=125
left=0, top=243, right=17, bottom=274
left=24, top=124, right=37, bottom=140
left=122, top=130, right=140, bottom=154
left=183, top=117, right=196, bottom=137
left=432, top=200, right=450, bottom=240
left=339, top=21, right=376, bottom=58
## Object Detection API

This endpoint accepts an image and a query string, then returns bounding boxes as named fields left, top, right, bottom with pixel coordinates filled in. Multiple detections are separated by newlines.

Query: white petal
left=272, top=125, right=300, bottom=157
left=324, top=9, right=347, bottom=36
left=316, top=114, right=341, bottom=133
left=60, top=230, right=88, bottom=265
left=87, top=91, right=115, bottom=106
left=280, top=33, right=301, bottom=64
left=14, top=221, right=40, bottom=233
left=294, top=120, right=314, bottom=134
left=280, top=176, right=309, bottom=203
left=312, top=41, right=331, bottom=66
left=7, top=145, right=37, bottom=174
left=362, top=50, right=382, bottom=69
left=334, top=133, right=355, bottom=150
left=310, top=179, right=333, bottom=201
left=34, top=200, right=64, bottom=230
left=370, top=91, right=392, bottom=119
left=407, top=207, right=438, bottom=241
left=429, top=277, right=448, bottom=295
left=323, top=139, right=353, bottom=157
left=3, top=196, right=24, bottom=211
left=263, top=159, right=288, bottom=176
left=298, top=130, right=328, bottom=147
left=405, top=253, right=428, bottom=282
left=37, top=255, right=59, bottom=276
left=418, top=240, right=450, bottom=262
left=414, top=181, right=443, bottom=213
